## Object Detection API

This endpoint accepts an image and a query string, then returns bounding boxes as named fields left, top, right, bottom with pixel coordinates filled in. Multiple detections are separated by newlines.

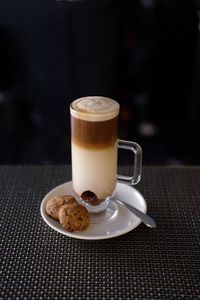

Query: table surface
left=0, top=165, right=199, bottom=299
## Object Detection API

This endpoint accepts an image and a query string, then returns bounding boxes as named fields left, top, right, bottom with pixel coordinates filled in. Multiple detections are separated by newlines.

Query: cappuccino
left=70, top=97, right=119, bottom=202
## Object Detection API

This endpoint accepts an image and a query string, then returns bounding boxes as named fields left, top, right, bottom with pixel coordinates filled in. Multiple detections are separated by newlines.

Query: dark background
left=0, top=0, right=199, bottom=165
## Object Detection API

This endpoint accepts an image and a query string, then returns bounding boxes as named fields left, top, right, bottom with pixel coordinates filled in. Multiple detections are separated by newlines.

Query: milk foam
left=70, top=96, right=119, bottom=121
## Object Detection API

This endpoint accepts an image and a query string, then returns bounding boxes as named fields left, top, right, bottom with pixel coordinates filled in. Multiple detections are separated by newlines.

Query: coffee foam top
left=70, top=96, right=120, bottom=121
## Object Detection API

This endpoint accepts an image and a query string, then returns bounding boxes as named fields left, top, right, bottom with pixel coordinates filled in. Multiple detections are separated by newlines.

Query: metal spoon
left=117, top=200, right=156, bottom=228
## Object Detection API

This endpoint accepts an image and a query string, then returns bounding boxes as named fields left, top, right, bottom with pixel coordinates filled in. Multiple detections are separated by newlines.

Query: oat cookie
left=58, top=203, right=90, bottom=232
left=45, top=195, right=76, bottom=220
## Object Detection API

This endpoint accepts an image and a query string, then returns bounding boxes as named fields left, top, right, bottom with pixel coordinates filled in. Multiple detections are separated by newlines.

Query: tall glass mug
left=70, top=96, right=142, bottom=222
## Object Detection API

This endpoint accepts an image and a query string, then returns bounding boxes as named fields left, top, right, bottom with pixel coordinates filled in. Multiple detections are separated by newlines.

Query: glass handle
left=117, top=139, right=142, bottom=185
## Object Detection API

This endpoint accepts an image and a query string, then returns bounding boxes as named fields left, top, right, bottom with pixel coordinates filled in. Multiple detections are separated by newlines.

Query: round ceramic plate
left=40, top=181, right=147, bottom=240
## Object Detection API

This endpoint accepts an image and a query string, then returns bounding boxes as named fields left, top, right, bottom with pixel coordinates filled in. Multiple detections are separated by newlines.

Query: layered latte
left=70, top=97, right=119, bottom=203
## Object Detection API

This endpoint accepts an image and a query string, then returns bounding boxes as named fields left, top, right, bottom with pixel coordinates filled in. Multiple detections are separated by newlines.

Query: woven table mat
left=0, top=165, right=199, bottom=299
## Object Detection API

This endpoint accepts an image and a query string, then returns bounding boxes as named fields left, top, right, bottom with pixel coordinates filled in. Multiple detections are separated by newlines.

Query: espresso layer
left=71, top=115, right=118, bottom=148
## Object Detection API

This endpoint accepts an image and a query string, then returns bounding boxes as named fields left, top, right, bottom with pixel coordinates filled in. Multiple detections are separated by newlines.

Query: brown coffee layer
left=71, top=115, right=118, bottom=148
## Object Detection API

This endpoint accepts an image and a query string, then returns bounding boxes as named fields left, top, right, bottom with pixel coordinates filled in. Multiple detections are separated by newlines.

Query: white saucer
left=40, top=181, right=147, bottom=240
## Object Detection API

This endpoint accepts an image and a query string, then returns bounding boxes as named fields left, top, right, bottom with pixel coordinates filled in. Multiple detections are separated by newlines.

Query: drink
left=70, top=96, right=119, bottom=202
left=70, top=96, right=142, bottom=217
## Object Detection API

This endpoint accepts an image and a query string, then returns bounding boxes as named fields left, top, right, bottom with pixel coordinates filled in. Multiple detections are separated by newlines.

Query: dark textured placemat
left=0, top=165, right=199, bottom=300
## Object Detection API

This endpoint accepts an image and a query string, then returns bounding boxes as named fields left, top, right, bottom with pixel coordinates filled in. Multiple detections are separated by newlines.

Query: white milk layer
left=72, top=142, right=117, bottom=200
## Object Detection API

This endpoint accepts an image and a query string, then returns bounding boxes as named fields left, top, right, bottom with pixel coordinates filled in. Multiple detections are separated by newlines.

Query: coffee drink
left=70, top=97, right=119, bottom=203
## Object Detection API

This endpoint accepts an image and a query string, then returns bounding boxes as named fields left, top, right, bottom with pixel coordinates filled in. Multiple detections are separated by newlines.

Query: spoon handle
left=118, top=200, right=156, bottom=228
